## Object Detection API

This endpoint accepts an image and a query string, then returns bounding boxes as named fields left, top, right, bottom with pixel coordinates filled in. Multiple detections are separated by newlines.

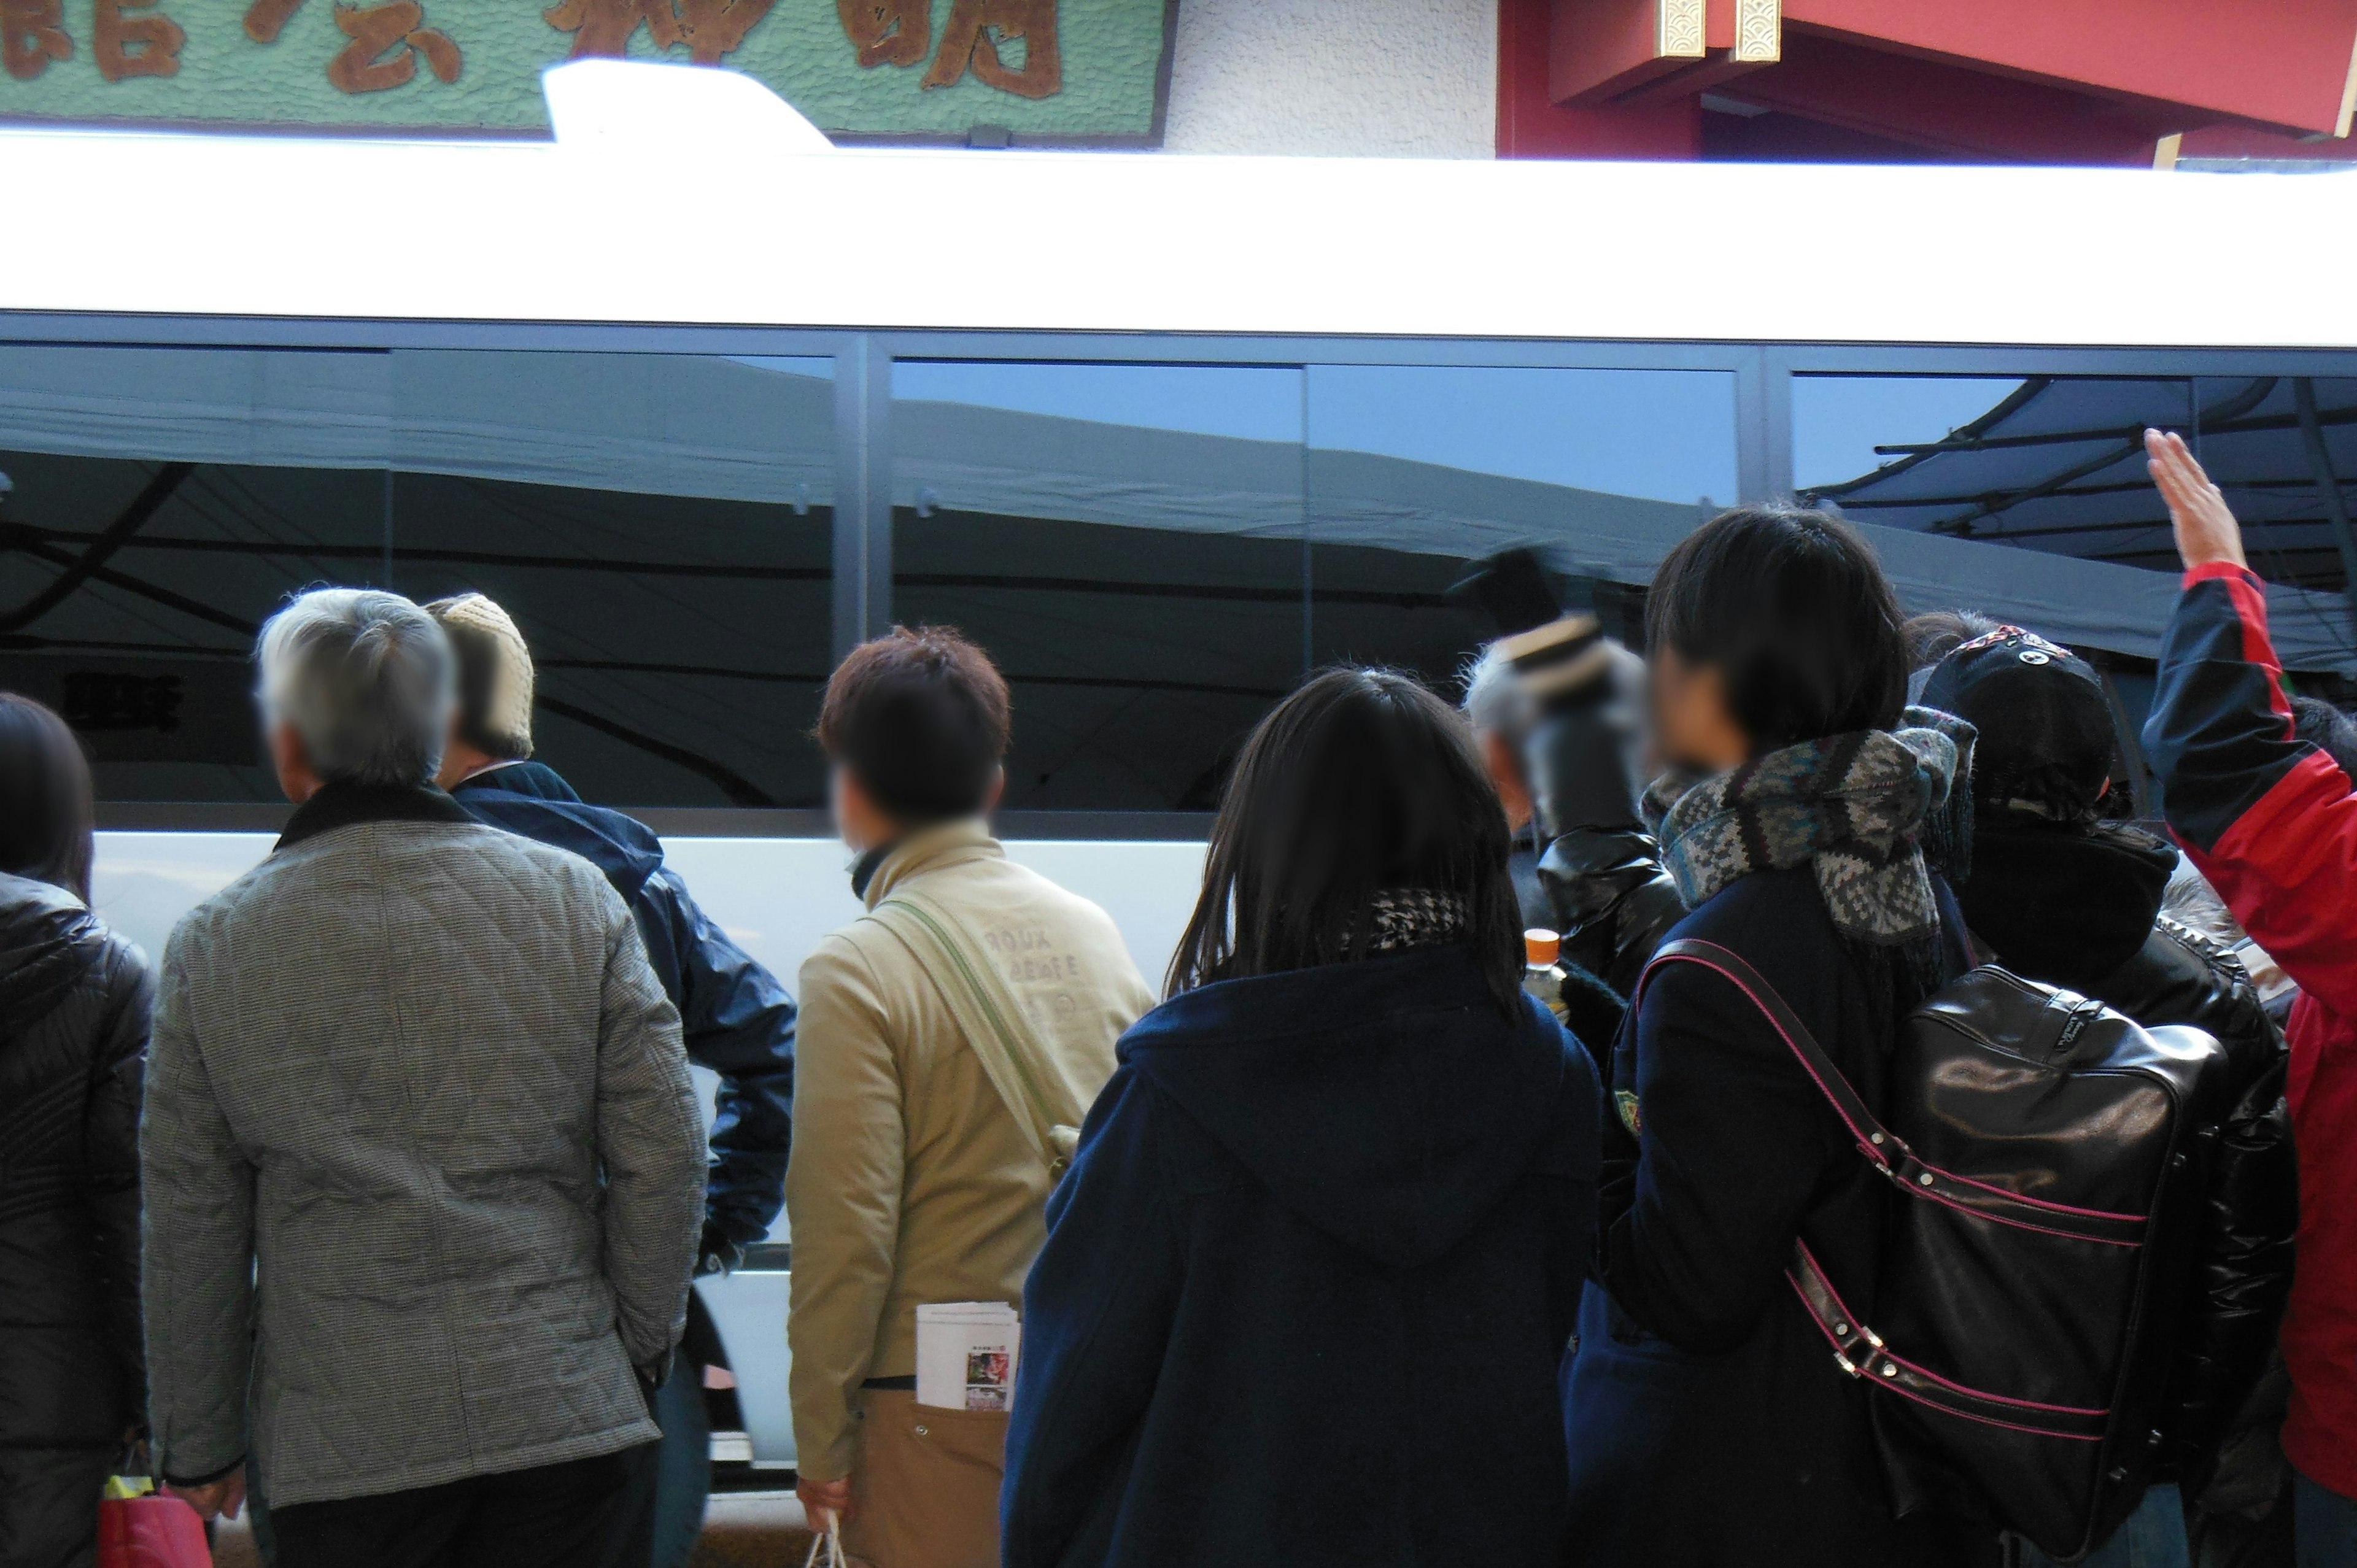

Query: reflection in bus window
left=0, top=347, right=834, bottom=807
left=1795, top=373, right=2357, bottom=604
left=391, top=352, right=835, bottom=809
left=891, top=360, right=1306, bottom=814
left=1305, top=365, right=1738, bottom=688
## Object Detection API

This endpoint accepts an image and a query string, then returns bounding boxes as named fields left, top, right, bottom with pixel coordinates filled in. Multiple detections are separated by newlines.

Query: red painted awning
left=1509, top=0, right=2357, bottom=161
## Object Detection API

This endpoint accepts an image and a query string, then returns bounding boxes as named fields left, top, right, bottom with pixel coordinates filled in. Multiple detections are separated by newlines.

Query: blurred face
left=829, top=762, right=1004, bottom=854
left=830, top=765, right=894, bottom=854
left=1477, top=729, right=1532, bottom=832
left=1649, top=646, right=1751, bottom=775
left=267, top=720, right=323, bottom=806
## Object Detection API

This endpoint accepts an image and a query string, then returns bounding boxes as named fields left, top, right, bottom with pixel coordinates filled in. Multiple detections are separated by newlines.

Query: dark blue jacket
left=454, top=762, right=796, bottom=1257
left=1568, top=866, right=1980, bottom=1568
left=1002, top=944, right=1600, bottom=1568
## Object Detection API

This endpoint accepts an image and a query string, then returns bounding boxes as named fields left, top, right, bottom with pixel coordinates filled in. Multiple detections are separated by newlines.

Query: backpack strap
left=1786, top=1241, right=2110, bottom=1442
left=864, top=892, right=1082, bottom=1182
left=1635, top=939, right=2148, bottom=1248
left=1638, top=938, right=1903, bottom=1177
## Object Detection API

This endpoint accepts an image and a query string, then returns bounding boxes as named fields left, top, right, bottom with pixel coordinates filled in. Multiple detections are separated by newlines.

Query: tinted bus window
left=1306, top=365, right=1738, bottom=684
left=891, top=361, right=1306, bottom=813
left=1794, top=371, right=2357, bottom=598
left=390, top=352, right=835, bottom=809
left=0, top=347, right=833, bottom=807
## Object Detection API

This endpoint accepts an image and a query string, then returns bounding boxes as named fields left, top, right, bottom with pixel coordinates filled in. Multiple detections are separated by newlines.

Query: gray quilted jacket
left=140, top=784, right=705, bottom=1507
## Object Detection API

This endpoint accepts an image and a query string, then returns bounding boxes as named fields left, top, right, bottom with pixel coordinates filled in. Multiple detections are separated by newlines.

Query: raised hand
left=2145, top=428, right=2248, bottom=573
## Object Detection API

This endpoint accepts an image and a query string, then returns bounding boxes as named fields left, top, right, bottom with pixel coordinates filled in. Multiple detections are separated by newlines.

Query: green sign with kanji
left=0, top=0, right=1177, bottom=144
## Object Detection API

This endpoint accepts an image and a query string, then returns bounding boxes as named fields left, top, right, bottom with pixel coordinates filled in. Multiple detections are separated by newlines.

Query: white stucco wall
left=1160, top=0, right=1498, bottom=158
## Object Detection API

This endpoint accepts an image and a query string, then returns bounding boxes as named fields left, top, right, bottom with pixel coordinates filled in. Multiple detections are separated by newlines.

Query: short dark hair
left=2293, top=694, right=2357, bottom=786
left=817, top=625, right=1012, bottom=824
left=0, top=693, right=95, bottom=905
left=1646, top=506, right=1908, bottom=753
left=1168, top=666, right=1523, bottom=1014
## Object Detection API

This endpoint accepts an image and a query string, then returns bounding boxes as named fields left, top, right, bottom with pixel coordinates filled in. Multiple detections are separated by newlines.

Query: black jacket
left=454, top=762, right=796, bottom=1262
left=1534, top=827, right=1685, bottom=1000
left=1568, top=867, right=1987, bottom=1568
left=0, top=873, right=152, bottom=1453
left=1002, top=944, right=1601, bottom=1568
left=1958, top=815, right=2297, bottom=1478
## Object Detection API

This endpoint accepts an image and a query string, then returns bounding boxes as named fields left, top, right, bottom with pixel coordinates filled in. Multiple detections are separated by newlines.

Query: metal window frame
left=12, top=312, right=2357, bottom=835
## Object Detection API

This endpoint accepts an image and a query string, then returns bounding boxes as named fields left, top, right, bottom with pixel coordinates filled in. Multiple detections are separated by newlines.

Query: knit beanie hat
left=422, top=593, right=535, bottom=761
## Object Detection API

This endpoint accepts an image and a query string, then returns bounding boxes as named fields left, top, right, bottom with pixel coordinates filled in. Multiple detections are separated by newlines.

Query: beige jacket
left=785, top=821, right=1156, bottom=1481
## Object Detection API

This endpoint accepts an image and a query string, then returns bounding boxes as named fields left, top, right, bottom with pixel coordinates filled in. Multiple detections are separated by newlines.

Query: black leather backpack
left=1643, top=938, right=2234, bottom=1561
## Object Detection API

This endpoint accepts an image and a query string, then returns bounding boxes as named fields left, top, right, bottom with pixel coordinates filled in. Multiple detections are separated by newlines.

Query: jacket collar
left=276, top=781, right=476, bottom=852
left=451, top=759, right=584, bottom=805
left=857, top=817, right=1000, bottom=910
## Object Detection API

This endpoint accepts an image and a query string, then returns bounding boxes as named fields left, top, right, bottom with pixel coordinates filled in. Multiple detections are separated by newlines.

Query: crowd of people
left=0, top=427, right=2350, bottom=1568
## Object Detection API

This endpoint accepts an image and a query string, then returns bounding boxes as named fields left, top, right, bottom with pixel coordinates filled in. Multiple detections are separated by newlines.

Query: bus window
left=0, top=346, right=835, bottom=809
left=0, top=345, right=394, bottom=803
left=1797, top=371, right=2357, bottom=621
left=890, top=360, right=1307, bottom=814
left=1305, top=364, right=1739, bottom=683
left=390, top=351, right=835, bottom=811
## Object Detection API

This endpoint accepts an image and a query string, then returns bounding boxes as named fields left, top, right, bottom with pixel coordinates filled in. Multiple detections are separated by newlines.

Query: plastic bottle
left=1523, top=928, right=1569, bottom=1022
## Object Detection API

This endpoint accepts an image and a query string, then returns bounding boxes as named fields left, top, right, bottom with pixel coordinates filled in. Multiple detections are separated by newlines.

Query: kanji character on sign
left=92, top=0, right=180, bottom=80
left=545, top=0, right=771, bottom=64
left=922, top=0, right=1058, bottom=98
left=543, top=0, right=675, bottom=57
left=674, top=0, right=770, bottom=63
left=837, top=0, right=927, bottom=68
left=242, top=0, right=301, bottom=42
left=1, top=0, right=71, bottom=79
left=327, top=1, right=460, bottom=91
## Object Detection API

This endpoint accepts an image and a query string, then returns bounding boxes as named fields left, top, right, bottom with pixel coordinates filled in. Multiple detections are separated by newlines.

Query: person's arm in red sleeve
left=2139, top=429, right=2357, bottom=1019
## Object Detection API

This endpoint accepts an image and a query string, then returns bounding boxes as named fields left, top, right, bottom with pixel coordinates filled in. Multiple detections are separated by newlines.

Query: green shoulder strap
left=864, top=891, right=1080, bottom=1181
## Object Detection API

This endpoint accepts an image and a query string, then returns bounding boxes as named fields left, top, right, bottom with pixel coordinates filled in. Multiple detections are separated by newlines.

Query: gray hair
left=257, top=588, right=453, bottom=789
left=1460, top=643, right=1538, bottom=745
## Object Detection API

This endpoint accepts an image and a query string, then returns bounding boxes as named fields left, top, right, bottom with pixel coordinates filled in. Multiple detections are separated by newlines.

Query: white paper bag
left=915, top=1302, right=1021, bottom=1412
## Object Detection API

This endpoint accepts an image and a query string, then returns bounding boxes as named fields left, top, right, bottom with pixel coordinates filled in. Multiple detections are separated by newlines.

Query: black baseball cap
left=1921, top=625, right=2114, bottom=818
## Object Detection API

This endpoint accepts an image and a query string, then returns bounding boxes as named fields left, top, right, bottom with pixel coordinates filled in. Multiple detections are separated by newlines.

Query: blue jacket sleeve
left=1002, top=1067, right=1184, bottom=1568
left=635, top=866, right=797, bottom=1253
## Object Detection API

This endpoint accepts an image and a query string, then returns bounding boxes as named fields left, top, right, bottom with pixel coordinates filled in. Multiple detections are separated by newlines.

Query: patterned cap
left=422, top=593, right=535, bottom=760
left=1920, top=625, right=2111, bottom=817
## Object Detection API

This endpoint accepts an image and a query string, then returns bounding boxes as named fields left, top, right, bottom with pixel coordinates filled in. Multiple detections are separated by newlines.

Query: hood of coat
left=1959, top=816, right=2177, bottom=994
left=1120, top=943, right=1593, bottom=1271
left=0, top=871, right=104, bottom=1027
left=454, top=762, right=664, bottom=903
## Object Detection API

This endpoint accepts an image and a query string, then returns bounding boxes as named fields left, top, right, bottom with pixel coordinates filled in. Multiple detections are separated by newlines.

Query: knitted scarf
left=1640, top=708, right=1975, bottom=947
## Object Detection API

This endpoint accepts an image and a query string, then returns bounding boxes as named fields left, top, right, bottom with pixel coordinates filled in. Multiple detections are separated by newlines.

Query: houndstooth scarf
left=1639, top=708, right=1975, bottom=946
left=1338, top=888, right=1471, bottom=956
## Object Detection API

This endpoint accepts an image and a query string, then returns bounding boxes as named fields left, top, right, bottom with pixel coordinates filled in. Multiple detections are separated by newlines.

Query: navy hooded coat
left=1000, top=943, right=1600, bottom=1568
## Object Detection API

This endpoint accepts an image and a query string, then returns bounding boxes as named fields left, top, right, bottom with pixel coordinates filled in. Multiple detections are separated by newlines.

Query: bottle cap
left=1523, top=928, right=1560, bottom=966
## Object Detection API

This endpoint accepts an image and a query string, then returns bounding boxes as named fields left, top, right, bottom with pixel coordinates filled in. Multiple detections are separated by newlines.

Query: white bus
left=9, top=61, right=2357, bottom=1483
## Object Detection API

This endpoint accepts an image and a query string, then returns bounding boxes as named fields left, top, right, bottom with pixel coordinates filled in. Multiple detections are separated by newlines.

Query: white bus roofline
left=2, top=72, right=2355, bottom=349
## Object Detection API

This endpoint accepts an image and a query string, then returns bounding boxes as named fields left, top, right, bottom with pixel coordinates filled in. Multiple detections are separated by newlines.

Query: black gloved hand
left=1527, top=688, right=1645, bottom=840
left=695, top=1220, right=745, bottom=1280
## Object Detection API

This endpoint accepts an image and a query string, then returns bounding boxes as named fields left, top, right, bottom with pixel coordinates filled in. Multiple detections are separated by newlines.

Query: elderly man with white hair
left=139, top=587, right=706, bottom=1568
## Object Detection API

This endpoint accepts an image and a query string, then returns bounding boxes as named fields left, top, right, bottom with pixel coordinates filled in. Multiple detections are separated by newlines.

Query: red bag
left=98, top=1493, right=210, bottom=1568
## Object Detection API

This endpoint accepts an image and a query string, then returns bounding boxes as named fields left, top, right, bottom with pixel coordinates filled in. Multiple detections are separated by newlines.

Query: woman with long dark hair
left=0, top=693, right=153, bottom=1568
left=1000, top=667, right=1601, bottom=1568
left=1562, top=507, right=1985, bottom=1567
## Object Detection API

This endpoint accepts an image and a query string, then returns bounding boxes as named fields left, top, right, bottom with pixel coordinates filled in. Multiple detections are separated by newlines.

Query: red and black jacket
left=2145, top=560, right=2357, bottom=1500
